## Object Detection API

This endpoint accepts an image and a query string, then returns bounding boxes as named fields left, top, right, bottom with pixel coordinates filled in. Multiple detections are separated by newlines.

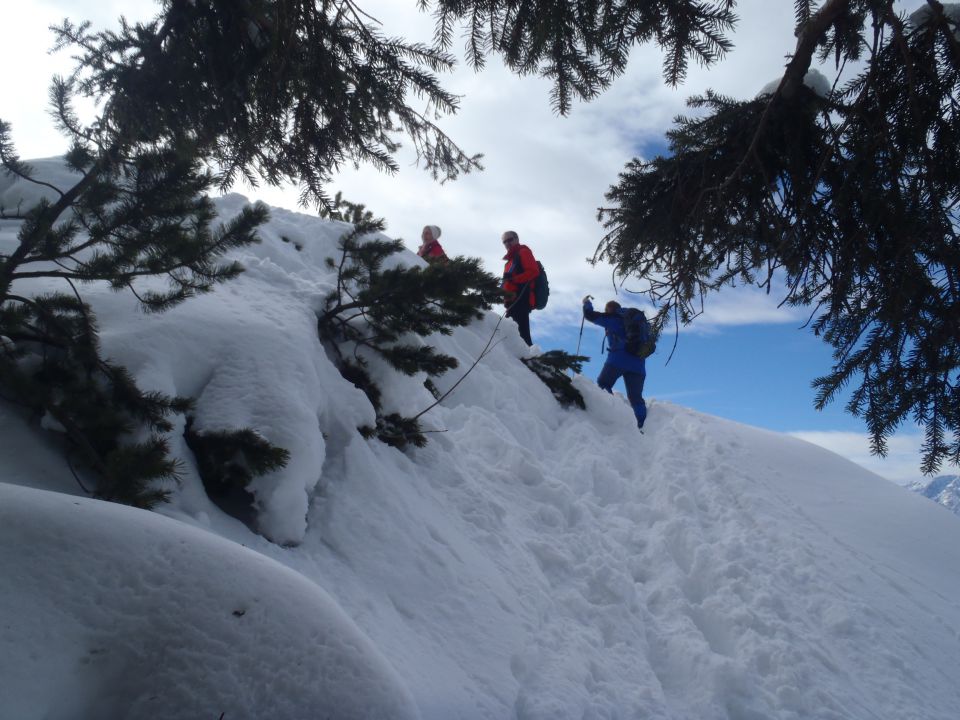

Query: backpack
left=622, top=308, right=656, bottom=358
left=533, top=262, right=549, bottom=310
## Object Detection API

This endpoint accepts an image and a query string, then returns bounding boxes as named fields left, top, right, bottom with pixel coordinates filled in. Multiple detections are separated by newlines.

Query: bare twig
left=411, top=312, right=508, bottom=422
left=66, top=451, right=93, bottom=495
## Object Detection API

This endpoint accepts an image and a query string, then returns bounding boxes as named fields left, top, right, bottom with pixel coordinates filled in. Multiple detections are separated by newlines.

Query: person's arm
left=583, top=300, right=618, bottom=329
left=583, top=299, right=601, bottom=322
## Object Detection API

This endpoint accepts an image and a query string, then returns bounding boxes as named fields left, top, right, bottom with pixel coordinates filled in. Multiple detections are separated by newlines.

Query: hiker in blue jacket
left=582, top=296, right=647, bottom=429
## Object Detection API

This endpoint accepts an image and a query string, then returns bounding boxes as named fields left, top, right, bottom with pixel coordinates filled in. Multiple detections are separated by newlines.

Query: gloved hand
left=582, top=294, right=593, bottom=304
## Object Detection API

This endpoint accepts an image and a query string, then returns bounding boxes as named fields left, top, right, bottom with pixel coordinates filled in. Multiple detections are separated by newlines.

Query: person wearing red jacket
left=501, top=230, right=540, bottom=346
left=417, top=225, right=448, bottom=264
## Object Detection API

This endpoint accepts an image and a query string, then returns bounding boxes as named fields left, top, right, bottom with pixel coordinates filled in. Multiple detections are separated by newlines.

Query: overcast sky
left=1, top=1, right=937, bottom=482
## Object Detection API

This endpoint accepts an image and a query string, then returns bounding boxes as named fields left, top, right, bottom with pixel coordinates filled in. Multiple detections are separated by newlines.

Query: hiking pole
left=575, top=295, right=592, bottom=357
left=572, top=295, right=591, bottom=376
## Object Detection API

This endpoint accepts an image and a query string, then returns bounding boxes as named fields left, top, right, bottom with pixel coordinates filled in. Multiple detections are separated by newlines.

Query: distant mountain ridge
left=909, top=475, right=960, bottom=516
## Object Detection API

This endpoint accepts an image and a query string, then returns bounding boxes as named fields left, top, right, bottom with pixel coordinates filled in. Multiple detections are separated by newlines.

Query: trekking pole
left=576, top=295, right=592, bottom=357
left=572, top=295, right=591, bottom=376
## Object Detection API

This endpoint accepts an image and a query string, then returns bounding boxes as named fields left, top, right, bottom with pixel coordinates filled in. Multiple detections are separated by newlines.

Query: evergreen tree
left=46, top=1, right=484, bottom=205
left=425, top=0, right=737, bottom=112
left=596, top=1, right=960, bottom=473
left=318, top=201, right=502, bottom=449
left=0, top=0, right=488, bottom=503
left=0, top=135, right=262, bottom=505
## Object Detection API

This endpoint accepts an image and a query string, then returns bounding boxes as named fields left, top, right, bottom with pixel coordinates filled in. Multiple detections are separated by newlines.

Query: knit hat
left=425, top=225, right=442, bottom=241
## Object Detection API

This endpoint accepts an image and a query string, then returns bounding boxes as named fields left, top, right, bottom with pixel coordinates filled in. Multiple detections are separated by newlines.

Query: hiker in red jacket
left=417, top=225, right=448, bottom=264
left=501, top=230, right=539, bottom=346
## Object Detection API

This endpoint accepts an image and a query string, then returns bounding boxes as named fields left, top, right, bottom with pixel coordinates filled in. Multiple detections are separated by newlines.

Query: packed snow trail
left=272, top=347, right=960, bottom=720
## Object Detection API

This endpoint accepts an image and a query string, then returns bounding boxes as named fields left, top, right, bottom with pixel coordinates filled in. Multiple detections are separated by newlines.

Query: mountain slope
left=2, top=165, right=960, bottom=719
left=909, top=475, right=960, bottom=516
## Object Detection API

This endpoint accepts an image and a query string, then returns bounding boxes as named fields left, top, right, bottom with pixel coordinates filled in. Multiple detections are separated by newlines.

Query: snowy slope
left=3, top=162, right=960, bottom=719
left=0, top=483, right=419, bottom=720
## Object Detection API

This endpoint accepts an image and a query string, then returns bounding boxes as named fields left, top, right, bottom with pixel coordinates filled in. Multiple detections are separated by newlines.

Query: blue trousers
left=597, top=363, right=647, bottom=428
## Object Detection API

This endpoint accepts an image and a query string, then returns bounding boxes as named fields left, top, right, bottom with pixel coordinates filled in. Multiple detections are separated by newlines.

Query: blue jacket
left=583, top=301, right=646, bottom=374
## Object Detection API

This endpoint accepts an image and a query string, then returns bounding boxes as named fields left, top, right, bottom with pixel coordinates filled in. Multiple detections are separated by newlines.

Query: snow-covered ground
left=2, top=161, right=960, bottom=719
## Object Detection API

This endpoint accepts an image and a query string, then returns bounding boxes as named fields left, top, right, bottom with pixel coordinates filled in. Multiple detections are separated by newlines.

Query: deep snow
left=2, top=161, right=960, bottom=719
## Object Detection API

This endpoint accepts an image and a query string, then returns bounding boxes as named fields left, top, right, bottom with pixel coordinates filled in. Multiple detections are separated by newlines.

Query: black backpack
left=532, top=262, right=549, bottom=310
left=515, top=252, right=549, bottom=310
left=622, top=308, right=656, bottom=358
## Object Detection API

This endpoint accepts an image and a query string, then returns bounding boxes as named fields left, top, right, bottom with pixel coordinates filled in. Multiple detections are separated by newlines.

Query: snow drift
left=0, top=483, right=418, bottom=720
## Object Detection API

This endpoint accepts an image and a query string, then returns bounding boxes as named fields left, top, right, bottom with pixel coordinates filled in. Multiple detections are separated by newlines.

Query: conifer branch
left=924, top=0, right=960, bottom=69
left=0, top=166, right=67, bottom=200
left=716, top=0, right=851, bottom=194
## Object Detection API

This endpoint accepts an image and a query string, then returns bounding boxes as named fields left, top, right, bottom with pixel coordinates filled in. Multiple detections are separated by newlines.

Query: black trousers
left=507, top=299, right=532, bottom=346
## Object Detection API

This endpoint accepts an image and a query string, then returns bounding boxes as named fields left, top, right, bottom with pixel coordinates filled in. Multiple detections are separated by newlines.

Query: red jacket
left=502, top=244, right=539, bottom=308
left=417, top=239, right=447, bottom=262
